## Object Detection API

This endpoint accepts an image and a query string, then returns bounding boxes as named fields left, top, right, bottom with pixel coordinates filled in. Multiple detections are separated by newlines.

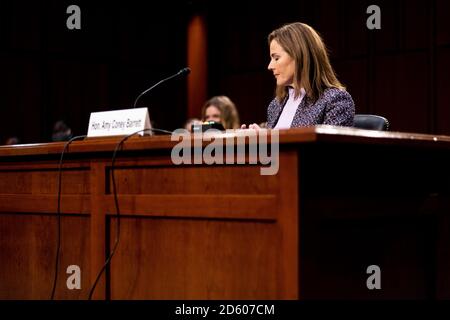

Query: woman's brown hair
left=201, top=96, right=240, bottom=129
left=268, top=22, right=345, bottom=102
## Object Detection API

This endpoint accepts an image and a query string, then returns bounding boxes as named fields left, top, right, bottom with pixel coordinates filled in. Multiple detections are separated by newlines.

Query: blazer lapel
left=290, top=95, right=311, bottom=128
left=271, top=95, right=289, bottom=128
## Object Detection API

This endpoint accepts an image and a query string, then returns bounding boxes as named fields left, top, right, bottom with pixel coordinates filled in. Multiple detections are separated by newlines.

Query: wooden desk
left=0, top=126, right=449, bottom=299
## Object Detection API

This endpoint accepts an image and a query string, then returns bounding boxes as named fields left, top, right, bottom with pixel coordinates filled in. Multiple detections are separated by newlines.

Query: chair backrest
left=354, top=114, right=390, bottom=131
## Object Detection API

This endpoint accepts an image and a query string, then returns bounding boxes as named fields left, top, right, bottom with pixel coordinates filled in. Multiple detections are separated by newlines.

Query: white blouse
left=274, top=87, right=306, bottom=129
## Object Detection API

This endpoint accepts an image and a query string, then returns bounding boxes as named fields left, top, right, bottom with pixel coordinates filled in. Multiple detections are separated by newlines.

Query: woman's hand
left=240, top=123, right=261, bottom=130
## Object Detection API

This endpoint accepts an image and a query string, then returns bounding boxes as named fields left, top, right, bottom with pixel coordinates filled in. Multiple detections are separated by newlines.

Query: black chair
left=354, top=114, right=390, bottom=131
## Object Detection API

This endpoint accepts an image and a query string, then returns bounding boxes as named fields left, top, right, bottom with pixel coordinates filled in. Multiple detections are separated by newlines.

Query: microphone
left=133, top=67, right=191, bottom=108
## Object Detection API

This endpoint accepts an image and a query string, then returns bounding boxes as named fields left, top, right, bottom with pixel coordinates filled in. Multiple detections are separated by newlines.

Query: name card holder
left=87, top=107, right=152, bottom=138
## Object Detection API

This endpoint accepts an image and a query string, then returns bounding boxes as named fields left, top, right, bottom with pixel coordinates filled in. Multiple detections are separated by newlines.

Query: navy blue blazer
left=267, top=87, right=355, bottom=129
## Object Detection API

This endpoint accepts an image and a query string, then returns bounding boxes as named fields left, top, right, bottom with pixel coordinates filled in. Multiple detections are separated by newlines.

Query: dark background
left=0, top=0, right=449, bottom=143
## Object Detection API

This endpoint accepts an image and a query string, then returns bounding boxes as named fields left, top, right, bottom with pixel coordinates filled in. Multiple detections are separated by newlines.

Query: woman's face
left=204, top=105, right=221, bottom=123
left=267, top=39, right=295, bottom=87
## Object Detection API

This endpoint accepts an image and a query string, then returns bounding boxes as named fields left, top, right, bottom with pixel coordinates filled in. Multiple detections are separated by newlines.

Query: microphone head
left=178, top=67, right=191, bottom=76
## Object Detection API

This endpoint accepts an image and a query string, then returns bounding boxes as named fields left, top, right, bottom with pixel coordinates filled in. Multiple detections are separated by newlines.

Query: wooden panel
left=8, top=2, right=43, bottom=51
left=0, top=56, right=42, bottom=144
left=0, top=214, right=90, bottom=300
left=187, top=15, right=208, bottom=119
left=0, top=2, right=12, bottom=51
left=0, top=171, right=32, bottom=193
left=300, top=215, right=432, bottom=299
left=0, top=0, right=448, bottom=144
left=296, top=141, right=450, bottom=299
left=342, top=0, right=368, bottom=57
left=436, top=48, right=450, bottom=135
left=0, top=2, right=188, bottom=143
left=0, top=195, right=90, bottom=214
left=333, top=58, right=368, bottom=114
left=218, top=73, right=273, bottom=127
left=436, top=211, right=450, bottom=299
left=89, top=162, right=106, bottom=300
left=373, top=53, right=429, bottom=132
left=372, top=0, right=401, bottom=53
left=437, top=0, right=450, bottom=46
left=45, top=2, right=116, bottom=57
left=47, top=60, right=109, bottom=133
left=403, top=0, right=431, bottom=51
left=0, top=167, right=89, bottom=194
left=108, top=165, right=278, bottom=195
left=30, top=169, right=90, bottom=194
left=277, top=150, right=299, bottom=298
left=104, top=194, right=277, bottom=219
left=316, top=0, right=341, bottom=59
left=109, top=217, right=279, bottom=299
left=109, top=148, right=299, bottom=300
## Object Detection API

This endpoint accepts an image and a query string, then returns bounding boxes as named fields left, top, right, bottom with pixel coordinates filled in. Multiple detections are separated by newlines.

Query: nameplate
left=87, top=107, right=152, bottom=137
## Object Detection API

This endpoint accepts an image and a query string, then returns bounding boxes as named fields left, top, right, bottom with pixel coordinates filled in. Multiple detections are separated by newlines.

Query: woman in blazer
left=243, top=22, right=355, bottom=129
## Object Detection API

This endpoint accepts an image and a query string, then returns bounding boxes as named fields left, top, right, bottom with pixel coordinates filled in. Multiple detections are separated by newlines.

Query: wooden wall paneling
left=297, top=142, right=442, bottom=299
left=46, top=60, right=110, bottom=139
left=333, top=58, right=369, bottom=114
left=0, top=194, right=89, bottom=214
left=8, top=1, right=43, bottom=52
left=0, top=160, right=92, bottom=297
left=104, top=194, right=277, bottom=220
left=109, top=216, right=280, bottom=299
left=373, top=53, right=429, bottom=132
left=402, top=0, right=431, bottom=51
left=277, top=149, right=299, bottom=299
left=241, top=14, right=273, bottom=72
left=436, top=0, right=450, bottom=46
left=17, top=58, right=43, bottom=144
left=0, top=57, right=42, bottom=144
left=1, top=0, right=449, bottom=144
left=108, top=156, right=286, bottom=299
left=436, top=197, right=450, bottom=299
left=0, top=214, right=90, bottom=299
left=108, top=165, right=278, bottom=195
left=341, top=0, right=369, bottom=57
left=0, top=2, right=189, bottom=143
left=113, top=4, right=187, bottom=68
left=31, top=167, right=90, bottom=195
left=315, top=0, right=342, bottom=59
left=89, top=161, right=106, bottom=299
left=109, top=4, right=188, bottom=130
left=187, top=14, right=208, bottom=119
left=0, top=163, right=91, bottom=214
left=436, top=48, right=450, bottom=134
left=218, top=73, right=273, bottom=126
left=54, top=215, right=91, bottom=299
left=372, top=0, right=401, bottom=54
left=0, top=170, right=32, bottom=194
left=206, top=2, right=275, bottom=125
left=0, top=2, right=12, bottom=51
left=0, top=214, right=49, bottom=299
left=43, top=1, right=119, bottom=58
left=103, top=158, right=279, bottom=219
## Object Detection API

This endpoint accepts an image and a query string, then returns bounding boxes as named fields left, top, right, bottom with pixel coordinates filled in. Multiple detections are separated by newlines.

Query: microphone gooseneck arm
left=133, top=67, right=191, bottom=108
